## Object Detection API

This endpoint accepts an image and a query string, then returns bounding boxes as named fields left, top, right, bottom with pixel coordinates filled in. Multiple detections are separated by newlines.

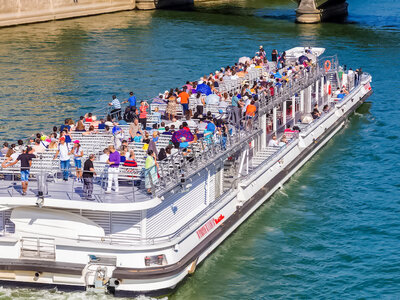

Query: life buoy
left=324, top=60, right=331, bottom=72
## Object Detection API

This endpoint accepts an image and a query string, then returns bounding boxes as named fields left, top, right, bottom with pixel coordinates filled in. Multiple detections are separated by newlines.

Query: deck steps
left=250, top=147, right=280, bottom=169
left=222, top=159, right=237, bottom=191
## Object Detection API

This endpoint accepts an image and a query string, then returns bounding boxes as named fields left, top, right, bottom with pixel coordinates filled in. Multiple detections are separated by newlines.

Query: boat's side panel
left=111, top=80, right=373, bottom=293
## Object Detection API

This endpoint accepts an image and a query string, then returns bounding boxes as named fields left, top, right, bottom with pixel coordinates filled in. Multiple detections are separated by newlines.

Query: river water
left=0, top=0, right=399, bottom=299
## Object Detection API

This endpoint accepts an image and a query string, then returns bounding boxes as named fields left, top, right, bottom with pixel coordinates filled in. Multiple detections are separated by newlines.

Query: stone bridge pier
left=136, top=0, right=193, bottom=10
left=296, top=0, right=348, bottom=23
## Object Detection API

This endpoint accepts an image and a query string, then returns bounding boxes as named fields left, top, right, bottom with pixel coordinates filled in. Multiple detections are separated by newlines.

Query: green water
left=0, top=0, right=399, bottom=298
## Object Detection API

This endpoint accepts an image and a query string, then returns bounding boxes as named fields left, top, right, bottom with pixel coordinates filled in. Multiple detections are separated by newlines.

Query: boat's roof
left=285, top=47, right=325, bottom=58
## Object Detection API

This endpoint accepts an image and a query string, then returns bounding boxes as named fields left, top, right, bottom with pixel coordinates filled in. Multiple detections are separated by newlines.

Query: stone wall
left=0, top=0, right=136, bottom=27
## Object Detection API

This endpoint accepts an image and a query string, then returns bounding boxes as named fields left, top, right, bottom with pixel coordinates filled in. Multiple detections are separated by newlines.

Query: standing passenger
left=166, top=92, right=178, bottom=120
left=271, top=49, right=278, bottom=63
left=145, top=150, right=158, bottom=194
left=71, top=140, right=83, bottom=181
left=108, top=95, right=122, bottom=119
left=106, top=145, right=120, bottom=193
left=122, top=91, right=137, bottom=110
left=179, top=86, right=190, bottom=116
left=139, top=101, right=149, bottom=130
left=153, top=107, right=162, bottom=125
left=83, top=154, right=96, bottom=200
left=3, top=146, right=36, bottom=196
left=53, top=137, right=71, bottom=181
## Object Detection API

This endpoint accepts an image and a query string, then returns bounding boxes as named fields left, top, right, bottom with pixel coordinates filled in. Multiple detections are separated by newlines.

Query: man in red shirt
left=179, top=86, right=190, bottom=116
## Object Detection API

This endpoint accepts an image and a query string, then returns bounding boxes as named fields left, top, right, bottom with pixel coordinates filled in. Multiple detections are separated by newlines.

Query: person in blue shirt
left=275, top=78, right=282, bottom=88
left=60, top=119, right=71, bottom=133
left=123, top=91, right=137, bottom=109
left=274, top=71, right=282, bottom=79
left=117, top=116, right=127, bottom=125
left=206, top=118, right=216, bottom=133
left=337, top=90, right=346, bottom=99
left=231, top=92, right=239, bottom=107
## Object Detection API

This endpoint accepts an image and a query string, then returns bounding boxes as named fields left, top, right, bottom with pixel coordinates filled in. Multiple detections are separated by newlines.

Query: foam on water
left=0, top=286, right=165, bottom=300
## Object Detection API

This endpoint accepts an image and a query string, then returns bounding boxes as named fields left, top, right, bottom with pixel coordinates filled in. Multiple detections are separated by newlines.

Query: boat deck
left=0, top=178, right=151, bottom=203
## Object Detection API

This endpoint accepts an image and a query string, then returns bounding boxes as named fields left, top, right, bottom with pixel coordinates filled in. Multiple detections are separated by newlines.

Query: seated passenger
left=98, top=119, right=106, bottom=130
left=82, top=125, right=97, bottom=135
left=153, top=107, right=162, bottom=125
left=85, top=113, right=94, bottom=123
left=337, top=90, right=346, bottom=99
left=120, top=146, right=128, bottom=163
left=48, top=138, right=58, bottom=150
left=311, top=104, right=321, bottom=119
left=157, top=148, right=167, bottom=161
left=311, top=109, right=320, bottom=119
left=162, top=126, right=172, bottom=136
left=185, top=115, right=197, bottom=128
left=75, top=117, right=86, bottom=132
left=333, top=87, right=341, bottom=97
left=197, top=118, right=207, bottom=131
left=99, top=148, right=110, bottom=163
left=169, top=116, right=182, bottom=129
left=300, top=113, right=313, bottom=124
left=158, top=122, right=166, bottom=133
left=179, top=137, right=193, bottom=149
left=323, top=105, right=330, bottom=113
left=133, top=131, right=143, bottom=143
left=268, top=135, right=279, bottom=147
left=68, top=119, right=76, bottom=131
left=284, top=125, right=294, bottom=133
left=279, top=135, right=288, bottom=147
left=152, top=131, right=159, bottom=143
left=143, top=132, right=150, bottom=144
left=1, top=142, right=9, bottom=156
left=105, top=115, right=114, bottom=127
left=61, top=129, right=72, bottom=143
left=32, top=138, right=46, bottom=153
left=169, top=124, right=176, bottom=134
left=117, top=116, right=127, bottom=125
left=60, top=119, right=71, bottom=133
left=129, top=118, right=143, bottom=141
left=123, top=150, right=137, bottom=167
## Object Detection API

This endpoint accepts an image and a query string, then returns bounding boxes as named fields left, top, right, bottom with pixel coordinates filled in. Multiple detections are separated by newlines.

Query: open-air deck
left=0, top=49, right=364, bottom=212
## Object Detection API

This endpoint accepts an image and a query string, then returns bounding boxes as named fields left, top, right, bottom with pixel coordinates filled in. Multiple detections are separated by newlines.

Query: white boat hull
left=0, top=75, right=372, bottom=296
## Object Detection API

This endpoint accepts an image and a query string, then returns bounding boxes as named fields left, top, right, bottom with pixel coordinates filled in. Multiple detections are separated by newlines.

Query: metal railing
left=153, top=113, right=262, bottom=196
left=20, top=237, right=56, bottom=260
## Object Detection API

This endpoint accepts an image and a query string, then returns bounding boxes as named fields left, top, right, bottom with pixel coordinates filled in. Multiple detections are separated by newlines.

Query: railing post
left=37, top=238, right=40, bottom=258
left=292, top=95, right=296, bottom=125
left=159, top=162, right=166, bottom=187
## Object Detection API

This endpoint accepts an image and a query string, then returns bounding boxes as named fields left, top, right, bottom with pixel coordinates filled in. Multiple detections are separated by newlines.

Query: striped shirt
left=111, top=98, right=121, bottom=109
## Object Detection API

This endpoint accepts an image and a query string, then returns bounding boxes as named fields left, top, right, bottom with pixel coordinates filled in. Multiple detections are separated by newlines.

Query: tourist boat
left=0, top=47, right=372, bottom=296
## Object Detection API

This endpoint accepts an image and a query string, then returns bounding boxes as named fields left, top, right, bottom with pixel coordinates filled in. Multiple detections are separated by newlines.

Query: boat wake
left=0, top=286, right=163, bottom=300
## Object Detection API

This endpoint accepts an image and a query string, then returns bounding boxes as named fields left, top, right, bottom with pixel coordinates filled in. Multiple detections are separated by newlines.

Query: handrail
left=240, top=133, right=300, bottom=184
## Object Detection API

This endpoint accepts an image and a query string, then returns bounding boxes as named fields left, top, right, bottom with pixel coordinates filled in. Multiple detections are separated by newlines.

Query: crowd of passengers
left=0, top=47, right=332, bottom=198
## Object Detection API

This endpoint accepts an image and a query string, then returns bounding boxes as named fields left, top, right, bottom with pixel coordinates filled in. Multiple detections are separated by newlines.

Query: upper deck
left=0, top=47, right=370, bottom=212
